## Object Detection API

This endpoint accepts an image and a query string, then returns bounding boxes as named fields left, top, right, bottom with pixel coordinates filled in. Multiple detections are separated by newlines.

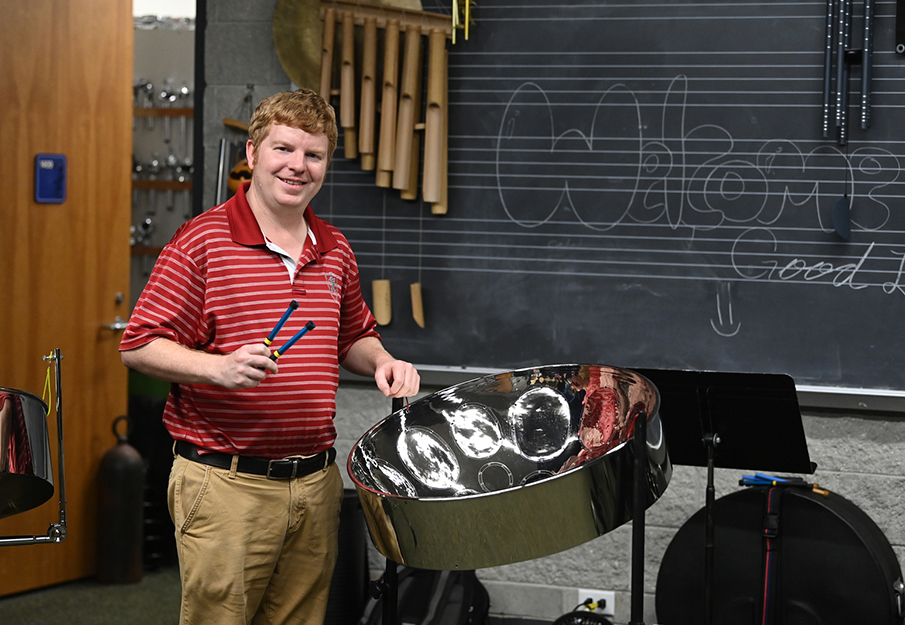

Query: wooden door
left=0, top=0, right=133, bottom=594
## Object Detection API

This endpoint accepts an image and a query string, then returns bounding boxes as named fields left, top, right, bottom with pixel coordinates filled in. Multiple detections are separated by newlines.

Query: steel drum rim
left=0, top=386, right=48, bottom=413
left=348, top=363, right=661, bottom=502
left=347, top=363, right=671, bottom=569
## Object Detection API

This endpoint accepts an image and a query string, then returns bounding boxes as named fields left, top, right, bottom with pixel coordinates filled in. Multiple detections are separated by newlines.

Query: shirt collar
left=226, top=182, right=338, bottom=254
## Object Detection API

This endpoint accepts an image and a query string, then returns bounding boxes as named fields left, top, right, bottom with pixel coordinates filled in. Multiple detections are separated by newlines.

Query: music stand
left=634, top=368, right=814, bottom=625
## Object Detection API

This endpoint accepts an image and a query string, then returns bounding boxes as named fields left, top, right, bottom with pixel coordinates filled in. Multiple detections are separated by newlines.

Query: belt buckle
left=266, top=458, right=298, bottom=480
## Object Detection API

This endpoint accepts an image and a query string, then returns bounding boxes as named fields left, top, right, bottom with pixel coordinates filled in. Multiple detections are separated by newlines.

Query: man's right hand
left=215, top=343, right=279, bottom=389
left=121, top=338, right=279, bottom=389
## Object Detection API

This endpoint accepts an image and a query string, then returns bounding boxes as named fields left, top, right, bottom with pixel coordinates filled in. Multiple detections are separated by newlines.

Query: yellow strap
left=42, top=352, right=54, bottom=406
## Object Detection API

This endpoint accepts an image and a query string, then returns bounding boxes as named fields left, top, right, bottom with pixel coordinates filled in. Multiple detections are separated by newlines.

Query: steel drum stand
left=0, top=348, right=68, bottom=546
left=635, top=369, right=813, bottom=625
left=629, top=407, right=648, bottom=625
left=368, top=397, right=407, bottom=625
left=373, top=403, right=657, bottom=625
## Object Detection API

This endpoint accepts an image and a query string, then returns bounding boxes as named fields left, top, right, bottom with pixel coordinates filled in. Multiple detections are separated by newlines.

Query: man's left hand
left=375, top=359, right=420, bottom=398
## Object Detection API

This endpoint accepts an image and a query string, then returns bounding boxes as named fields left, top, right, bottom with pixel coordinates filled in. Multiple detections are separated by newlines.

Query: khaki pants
left=168, top=453, right=344, bottom=625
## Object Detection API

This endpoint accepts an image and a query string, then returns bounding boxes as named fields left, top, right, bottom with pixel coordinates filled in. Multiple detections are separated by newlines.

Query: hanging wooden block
left=410, top=282, right=425, bottom=328
left=372, top=279, right=392, bottom=325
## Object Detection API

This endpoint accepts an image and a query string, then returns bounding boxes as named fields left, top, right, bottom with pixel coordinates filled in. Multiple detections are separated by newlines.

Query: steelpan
left=349, top=364, right=671, bottom=570
left=0, top=387, right=54, bottom=519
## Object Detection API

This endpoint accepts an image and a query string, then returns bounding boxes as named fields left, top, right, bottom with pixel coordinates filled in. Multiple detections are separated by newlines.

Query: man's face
left=246, top=123, right=330, bottom=212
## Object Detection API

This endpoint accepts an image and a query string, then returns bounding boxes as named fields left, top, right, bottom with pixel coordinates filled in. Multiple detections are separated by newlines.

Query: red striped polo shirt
left=120, top=183, right=380, bottom=458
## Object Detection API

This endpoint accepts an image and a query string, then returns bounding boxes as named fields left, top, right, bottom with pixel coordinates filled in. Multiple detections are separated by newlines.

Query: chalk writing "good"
left=732, top=229, right=905, bottom=294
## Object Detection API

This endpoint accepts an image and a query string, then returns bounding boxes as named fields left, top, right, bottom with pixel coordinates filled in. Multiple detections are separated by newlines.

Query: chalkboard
left=312, top=0, right=905, bottom=391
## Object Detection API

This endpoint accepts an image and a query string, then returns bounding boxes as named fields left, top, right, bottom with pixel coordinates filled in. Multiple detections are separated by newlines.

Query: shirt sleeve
left=119, top=243, right=209, bottom=352
left=335, top=245, right=381, bottom=361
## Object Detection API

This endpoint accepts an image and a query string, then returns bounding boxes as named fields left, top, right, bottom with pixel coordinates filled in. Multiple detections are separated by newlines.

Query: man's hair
left=247, top=89, right=338, bottom=160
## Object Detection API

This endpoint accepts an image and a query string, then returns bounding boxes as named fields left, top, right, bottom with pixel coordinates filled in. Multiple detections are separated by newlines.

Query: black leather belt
left=175, top=440, right=336, bottom=479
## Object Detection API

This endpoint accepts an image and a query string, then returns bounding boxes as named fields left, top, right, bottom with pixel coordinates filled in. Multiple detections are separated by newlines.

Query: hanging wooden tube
left=432, top=47, right=449, bottom=215
left=319, top=7, right=336, bottom=100
left=401, top=127, right=421, bottom=200
left=340, top=11, right=357, bottom=159
left=423, top=28, right=447, bottom=204
left=410, top=282, right=425, bottom=328
left=372, top=279, right=392, bottom=326
left=358, top=17, right=378, bottom=171
left=376, top=19, right=400, bottom=188
left=393, top=26, right=423, bottom=192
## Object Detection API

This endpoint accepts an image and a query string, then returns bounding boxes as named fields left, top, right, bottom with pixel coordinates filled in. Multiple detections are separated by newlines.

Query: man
left=120, top=88, right=420, bottom=625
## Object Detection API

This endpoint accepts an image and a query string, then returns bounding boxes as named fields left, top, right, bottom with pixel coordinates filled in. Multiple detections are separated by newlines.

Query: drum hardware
left=0, top=349, right=68, bottom=546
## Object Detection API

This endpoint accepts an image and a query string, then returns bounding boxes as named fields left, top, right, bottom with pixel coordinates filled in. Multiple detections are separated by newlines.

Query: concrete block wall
left=201, top=0, right=293, bottom=212
left=336, top=379, right=905, bottom=624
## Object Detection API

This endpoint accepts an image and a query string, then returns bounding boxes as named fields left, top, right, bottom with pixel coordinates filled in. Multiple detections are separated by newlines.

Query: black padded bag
left=655, top=486, right=904, bottom=625
left=359, top=566, right=490, bottom=625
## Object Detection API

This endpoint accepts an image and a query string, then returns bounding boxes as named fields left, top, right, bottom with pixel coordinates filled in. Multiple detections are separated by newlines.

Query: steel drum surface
left=0, top=387, right=54, bottom=519
left=349, top=364, right=671, bottom=570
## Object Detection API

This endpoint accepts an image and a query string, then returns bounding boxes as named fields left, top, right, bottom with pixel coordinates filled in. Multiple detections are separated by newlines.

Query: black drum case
left=656, top=485, right=905, bottom=625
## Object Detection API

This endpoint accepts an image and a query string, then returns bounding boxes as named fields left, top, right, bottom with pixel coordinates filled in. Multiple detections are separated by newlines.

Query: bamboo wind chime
left=319, top=1, right=456, bottom=328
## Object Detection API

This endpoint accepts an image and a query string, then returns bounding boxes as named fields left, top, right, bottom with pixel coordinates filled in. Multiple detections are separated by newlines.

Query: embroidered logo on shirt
left=325, top=272, right=341, bottom=302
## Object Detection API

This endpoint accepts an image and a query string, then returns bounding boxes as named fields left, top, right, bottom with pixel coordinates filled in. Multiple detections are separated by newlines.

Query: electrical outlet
left=576, top=589, right=616, bottom=617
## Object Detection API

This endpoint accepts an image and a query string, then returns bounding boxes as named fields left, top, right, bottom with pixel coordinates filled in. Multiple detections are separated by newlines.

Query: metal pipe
left=822, top=0, right=836, bottom=138
left=861, top=0, right=875, bottom=129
